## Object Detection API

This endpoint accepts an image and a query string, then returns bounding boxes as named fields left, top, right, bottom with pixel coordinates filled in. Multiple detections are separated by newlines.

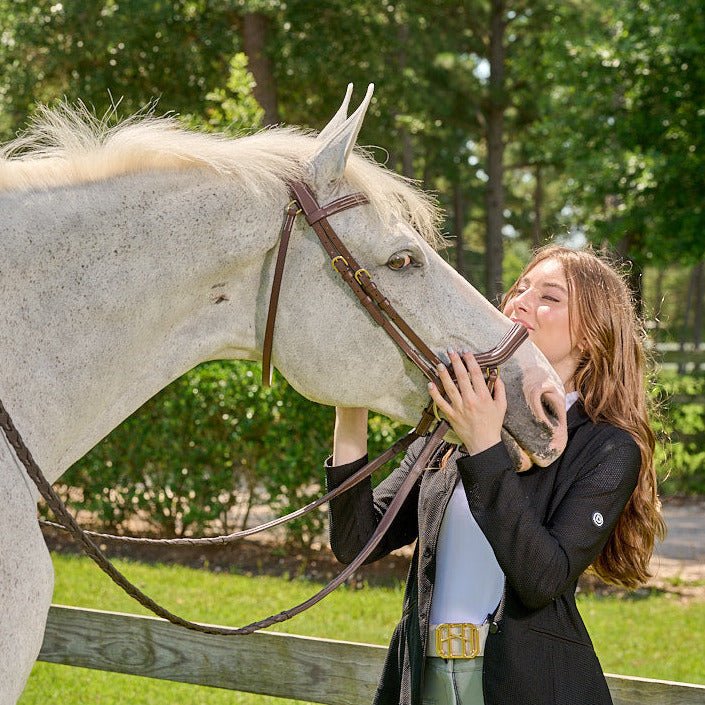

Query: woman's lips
left=511, top=317, right=534, bottom=331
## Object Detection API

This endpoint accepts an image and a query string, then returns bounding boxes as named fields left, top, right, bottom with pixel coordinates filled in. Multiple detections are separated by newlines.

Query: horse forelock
left=0, top=102, right=445, bottom=249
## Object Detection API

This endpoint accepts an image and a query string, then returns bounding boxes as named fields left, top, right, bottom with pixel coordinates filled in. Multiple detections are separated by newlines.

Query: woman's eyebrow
left=543, top=282, right=568, bottom=294
left=518, top=278, right=568, bottom=295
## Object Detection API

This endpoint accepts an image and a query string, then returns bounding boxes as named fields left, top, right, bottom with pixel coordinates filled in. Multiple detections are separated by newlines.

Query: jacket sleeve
left=456, top=431, right=641, bottom=610
left=325, top=437, right=426, bottom=565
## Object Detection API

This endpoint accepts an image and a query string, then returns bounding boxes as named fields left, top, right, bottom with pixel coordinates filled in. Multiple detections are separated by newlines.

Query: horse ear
left=316, top=83, right=354, bottom=142
left=307, top=83, right=374, bottom=191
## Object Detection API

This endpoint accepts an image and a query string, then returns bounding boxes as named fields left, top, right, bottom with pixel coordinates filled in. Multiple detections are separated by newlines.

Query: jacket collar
left=567, top=399, right=591, bottom=432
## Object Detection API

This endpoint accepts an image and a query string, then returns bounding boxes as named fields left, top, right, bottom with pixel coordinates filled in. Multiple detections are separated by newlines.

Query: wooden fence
left=653, top=344, right=705, bottom=374
left=39, top=605, right=705, bottom=704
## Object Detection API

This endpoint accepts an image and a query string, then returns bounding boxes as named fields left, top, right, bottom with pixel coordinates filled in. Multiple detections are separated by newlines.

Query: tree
left=0, top=0, right=245, bottom=138
left=522, top=0, right=705, bottom=274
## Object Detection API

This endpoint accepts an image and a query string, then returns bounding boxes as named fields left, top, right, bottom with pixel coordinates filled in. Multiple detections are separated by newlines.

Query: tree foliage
left=0, top=1, right=242, bottom=134
left=519, top=0, right=705, bottom=267
left=5, top=1, right=705, bottom=536
left=3, top=0, right=701, bottom=272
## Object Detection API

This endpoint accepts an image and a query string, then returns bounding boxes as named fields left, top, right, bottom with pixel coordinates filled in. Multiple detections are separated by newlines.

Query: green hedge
left=652, top=372, right=705, bottom=495
left=53, top=361, right=406, bottom=546
left=49, top=365, right=703, bottom=544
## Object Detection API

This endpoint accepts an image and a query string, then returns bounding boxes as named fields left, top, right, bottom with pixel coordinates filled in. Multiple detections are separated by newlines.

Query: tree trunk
left=242, top=12, right=279, bottom=126
left=693, top=260, right=704, bottom=371
left=401, top=131, right=414, bottom=178
left=484, top=0, right=506, bottom=304
left=532, top=164, right=543, bottom=249
left=678, top=264, right=696, bottom=374
left=653, top=266, right=665, bottom=342
left=616, top=232, right=644, bottom=316
left=239, top=484, right=255, bottom=532
left=454, top=184, right=466, bottom=278
left=629, top=260, right=644, bottom=317
left=397, top=20, right=414, bottom=178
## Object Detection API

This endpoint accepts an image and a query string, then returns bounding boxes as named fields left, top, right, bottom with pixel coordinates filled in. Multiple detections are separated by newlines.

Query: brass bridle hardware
left=331, top=254, right=349, bottom=272
left=354, top=268, right=371, bottom=285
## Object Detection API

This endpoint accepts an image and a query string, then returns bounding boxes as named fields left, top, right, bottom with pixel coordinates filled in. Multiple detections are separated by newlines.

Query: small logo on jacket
left=592, top=511, right=604, bottom=527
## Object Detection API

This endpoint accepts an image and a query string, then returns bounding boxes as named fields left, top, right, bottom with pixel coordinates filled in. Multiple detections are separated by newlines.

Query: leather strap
left=289, top=181, right=442, bottom=383
left=262, top=201, right=301, bottom=387
left=0, top=392, right=448, bottom=636
left=284, top=181, right=528, bottom=389
left=262, top=191, right=370, bottom=386
left=39, top=424, right=425, bottom=546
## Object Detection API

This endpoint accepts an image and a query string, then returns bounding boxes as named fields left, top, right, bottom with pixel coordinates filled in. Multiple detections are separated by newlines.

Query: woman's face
left=503, top=257, right=582, bottom=390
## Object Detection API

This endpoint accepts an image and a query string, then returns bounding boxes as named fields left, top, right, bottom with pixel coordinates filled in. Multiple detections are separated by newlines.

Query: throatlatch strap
left=261, top=189, right=369, bottom=386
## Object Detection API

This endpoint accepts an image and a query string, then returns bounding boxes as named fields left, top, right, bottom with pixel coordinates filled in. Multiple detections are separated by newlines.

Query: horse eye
left=387, top=253, right=414, bottom=270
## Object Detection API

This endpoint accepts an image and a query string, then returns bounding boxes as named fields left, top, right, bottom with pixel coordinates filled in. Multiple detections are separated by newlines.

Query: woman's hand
left=333, top=407, right=369, bottom=465
left=428, top=350, right=507, bottom=456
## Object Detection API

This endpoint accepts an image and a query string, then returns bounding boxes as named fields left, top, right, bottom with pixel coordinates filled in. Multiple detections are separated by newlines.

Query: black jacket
left=326, top=402, right=641, bottom=705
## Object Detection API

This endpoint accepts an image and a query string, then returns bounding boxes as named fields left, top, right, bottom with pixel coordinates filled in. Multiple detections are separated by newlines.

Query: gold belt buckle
left=436, top=622, right=481, bottom=659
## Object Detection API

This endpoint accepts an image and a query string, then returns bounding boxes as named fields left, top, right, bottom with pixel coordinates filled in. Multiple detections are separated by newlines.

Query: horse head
left=264, top=85, right=567, bottom=468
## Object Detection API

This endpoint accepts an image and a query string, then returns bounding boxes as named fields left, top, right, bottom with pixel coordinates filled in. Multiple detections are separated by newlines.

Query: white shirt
left=429, top=391, right=580, bottom=624
left=428, top=478, right=504, bottom=624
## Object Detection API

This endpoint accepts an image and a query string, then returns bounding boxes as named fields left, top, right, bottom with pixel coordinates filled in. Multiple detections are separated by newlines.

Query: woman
left=326, top=245, right=665, bottom=705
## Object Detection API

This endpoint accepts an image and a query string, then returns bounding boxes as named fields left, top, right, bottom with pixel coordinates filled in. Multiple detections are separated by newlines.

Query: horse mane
left=0, top=103, right=444, bottom=248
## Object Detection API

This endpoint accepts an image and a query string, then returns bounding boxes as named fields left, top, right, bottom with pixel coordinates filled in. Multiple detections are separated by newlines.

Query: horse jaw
left=271, top=218, right=567, bottom=468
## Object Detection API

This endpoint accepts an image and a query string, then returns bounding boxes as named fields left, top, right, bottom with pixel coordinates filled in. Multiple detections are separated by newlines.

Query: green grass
left=579, top=591, right=705, bottom=684
left=19, top=553, right=705, bottom=704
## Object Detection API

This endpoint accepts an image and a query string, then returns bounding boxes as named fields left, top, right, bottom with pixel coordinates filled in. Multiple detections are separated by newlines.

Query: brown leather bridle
left=263, top=181, right=529, bottom=414
left=263, top=181, right=443, bottom=393
left=0, top=180, right=529, bottom=636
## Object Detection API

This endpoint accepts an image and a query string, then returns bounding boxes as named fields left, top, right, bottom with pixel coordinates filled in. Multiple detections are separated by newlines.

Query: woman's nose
left=514, top=290, right=531, bottom=311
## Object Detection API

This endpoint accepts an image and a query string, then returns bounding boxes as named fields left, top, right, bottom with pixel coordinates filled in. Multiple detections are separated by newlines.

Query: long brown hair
left=503, top=245, right=666, bottom=589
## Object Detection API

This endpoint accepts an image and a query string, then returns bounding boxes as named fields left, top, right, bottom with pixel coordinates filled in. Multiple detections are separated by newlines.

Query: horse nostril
left=541, top=393, right=560, bottom=427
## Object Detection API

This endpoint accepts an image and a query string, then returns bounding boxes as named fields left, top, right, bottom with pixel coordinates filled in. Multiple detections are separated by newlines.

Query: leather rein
left=0, top=181, right=528, bottom=636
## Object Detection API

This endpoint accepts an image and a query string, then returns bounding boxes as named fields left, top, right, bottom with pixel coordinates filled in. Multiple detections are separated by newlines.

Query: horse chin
left=441, top=428, right=531, bottom=472
left=500, top=430, right=535, bottom=472
left=441, top=427, right=556, bottom=472
left=501, top=428, right=563, bottom=471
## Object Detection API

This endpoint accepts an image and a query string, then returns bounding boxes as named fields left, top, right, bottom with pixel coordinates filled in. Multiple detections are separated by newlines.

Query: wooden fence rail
left=653, top=344, right=705, bottom=374
left=39, top=605, right=705, bottom=704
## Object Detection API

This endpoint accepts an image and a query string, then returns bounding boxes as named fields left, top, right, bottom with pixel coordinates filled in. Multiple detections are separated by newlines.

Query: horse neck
left=0, top=169, right=285, bottom=482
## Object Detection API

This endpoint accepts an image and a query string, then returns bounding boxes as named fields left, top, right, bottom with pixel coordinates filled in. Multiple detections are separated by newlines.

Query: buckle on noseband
left=486, top=367, right=500, bottom=395
left=286, top=200, right=302, bottom=215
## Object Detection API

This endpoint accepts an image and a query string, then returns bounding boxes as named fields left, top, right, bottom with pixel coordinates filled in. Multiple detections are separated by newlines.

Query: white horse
left=0, top=84, right=567, bottom=703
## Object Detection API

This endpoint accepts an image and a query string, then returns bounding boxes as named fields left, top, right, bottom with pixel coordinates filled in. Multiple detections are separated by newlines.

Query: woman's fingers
left=449, top=350, right=475, bottom=398
left=462, top=351, right=492, bottom=397
left=493, top=375, right=507, bottom=407
left=428, top=380, right=453, bottom=418
left=435, top=361, right=463, bottom=407
left=431, top=350, right=504, bottom=411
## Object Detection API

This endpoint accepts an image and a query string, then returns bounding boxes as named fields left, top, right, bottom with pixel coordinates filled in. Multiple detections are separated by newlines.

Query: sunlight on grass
left=579, top=591, right=705, bottom=685
left=18, top=553, right=705, bottom=704
left=48, top=552, right=406, bottom=643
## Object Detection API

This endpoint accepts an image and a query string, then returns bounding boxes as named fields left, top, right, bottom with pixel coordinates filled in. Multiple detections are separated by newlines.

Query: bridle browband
left=0, top=180, right=529, bottom=637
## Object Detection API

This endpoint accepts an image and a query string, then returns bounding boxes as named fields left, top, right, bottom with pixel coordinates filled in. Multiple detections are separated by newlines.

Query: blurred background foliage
left=4, top=0, right=703, bottom=542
